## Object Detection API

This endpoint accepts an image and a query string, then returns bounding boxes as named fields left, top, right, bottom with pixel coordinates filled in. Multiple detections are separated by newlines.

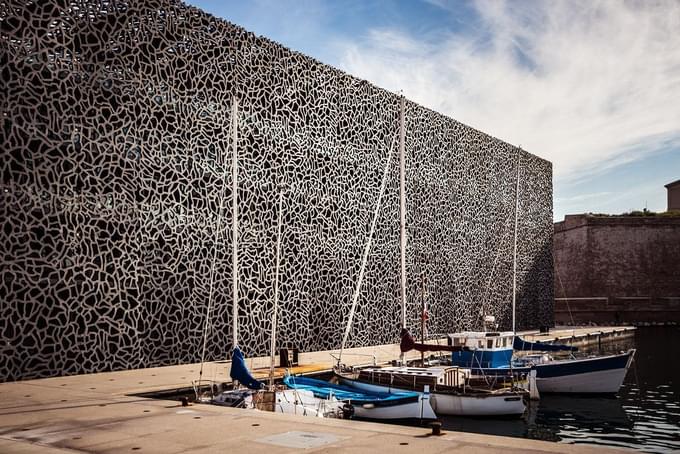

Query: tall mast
left=232, top=97, right=239, bottom=348
left=338, top=130, right=398, bottom=364
left=197, top=98, right=237, bottom=393
left=512, top=149, right=521, bottom=333
left=399, top=95, right=407, bottom=330
left=269, top=185, right=285, bottom=390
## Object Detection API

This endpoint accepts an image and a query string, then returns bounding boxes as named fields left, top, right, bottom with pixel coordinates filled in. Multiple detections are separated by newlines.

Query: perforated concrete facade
left=1, top=0, right=553, bottom=381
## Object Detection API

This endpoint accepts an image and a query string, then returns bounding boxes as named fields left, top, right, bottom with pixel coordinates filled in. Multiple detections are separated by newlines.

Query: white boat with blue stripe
left=515, top=350, right=636, bottom=394
left=283, top=375, right=436, bottom=421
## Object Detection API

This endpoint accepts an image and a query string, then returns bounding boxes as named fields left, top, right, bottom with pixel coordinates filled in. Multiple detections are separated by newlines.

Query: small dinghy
left=283, top=375, right=436, bottom=421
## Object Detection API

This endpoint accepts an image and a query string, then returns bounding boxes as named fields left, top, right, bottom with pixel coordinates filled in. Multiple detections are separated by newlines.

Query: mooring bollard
left=180, top=397, right=189, bottom=407
left=430, top=421, right=442, bottom=436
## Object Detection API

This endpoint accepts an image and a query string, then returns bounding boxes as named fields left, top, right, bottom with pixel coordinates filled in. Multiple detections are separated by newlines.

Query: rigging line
left=197, top=98, right=236, bottom=394
left=338, top=127, right=399, bottom=365
left=480, top=213, right=513, bottom=324
left=553, top=251, right=575, bottom=326
left=269, top=185, right=286, bottom=390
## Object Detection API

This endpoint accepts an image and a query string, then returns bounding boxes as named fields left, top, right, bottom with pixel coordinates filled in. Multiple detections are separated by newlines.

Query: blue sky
left=190, top=0, right=680, bottom=220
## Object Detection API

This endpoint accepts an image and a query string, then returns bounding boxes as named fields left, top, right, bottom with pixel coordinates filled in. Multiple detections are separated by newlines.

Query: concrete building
left=1, top=0, right=553, bottom=381
left=666, top=179, right=680, bottom=211
left=554, top=214, right=680, bottom=325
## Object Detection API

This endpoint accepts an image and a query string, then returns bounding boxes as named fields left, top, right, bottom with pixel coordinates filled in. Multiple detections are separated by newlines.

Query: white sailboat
left=195, top=99, right=342, bottom=418
left=327, top=101, right=436, bottom=421
left=338, top=365, right=526, bottom=417
left=335, top=96, right=526, bottom=417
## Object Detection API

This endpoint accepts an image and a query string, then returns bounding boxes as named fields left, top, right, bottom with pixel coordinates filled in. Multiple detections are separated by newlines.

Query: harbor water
left=439, top=326, right=680, bottom=453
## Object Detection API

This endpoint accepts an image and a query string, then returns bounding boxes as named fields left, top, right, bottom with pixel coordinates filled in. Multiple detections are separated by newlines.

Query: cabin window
left=487, top=339, right=494, bottom=349
left=453, top=337, right=462, bottom=347
left=478, top=340, right=484, bottom=348
left=503, top=338, right=508, bottom=347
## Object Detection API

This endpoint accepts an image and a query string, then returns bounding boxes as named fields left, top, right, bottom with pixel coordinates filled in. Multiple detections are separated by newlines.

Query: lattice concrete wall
left=0, top=0, right=553, bottom=381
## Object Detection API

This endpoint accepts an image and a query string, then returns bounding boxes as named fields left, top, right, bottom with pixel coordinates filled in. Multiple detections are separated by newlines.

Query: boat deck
left=250, top=363, right=331, bottom=381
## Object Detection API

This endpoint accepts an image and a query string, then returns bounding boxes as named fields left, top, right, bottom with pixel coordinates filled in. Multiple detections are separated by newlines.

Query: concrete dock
left=519, top=325, right=636, bottom=349
left=0, top=326, right=636, bottom=453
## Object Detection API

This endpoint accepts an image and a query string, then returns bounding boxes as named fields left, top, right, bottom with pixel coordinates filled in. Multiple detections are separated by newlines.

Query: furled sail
left=229, top=346, right=264, bottom=390
left=400, top=328, right=469, bottom=353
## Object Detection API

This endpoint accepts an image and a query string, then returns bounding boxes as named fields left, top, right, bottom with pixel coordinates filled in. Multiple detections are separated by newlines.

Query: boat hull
left=351, top=396, right=436, bottom=420
left=430, top=392, right=525, bottom=416
left=533, top=350, right=635, bottom=394
left=274, top=389, right=343, bottom=417
left=339, top=376, right=525, bottom=417
left=209, top=389, right=342, bottom=417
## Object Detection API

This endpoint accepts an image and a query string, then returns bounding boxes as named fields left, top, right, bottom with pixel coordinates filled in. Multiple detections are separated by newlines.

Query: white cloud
left=555, top=191, right=613, bottom=203
left=338, top=0, right=680, bottom=180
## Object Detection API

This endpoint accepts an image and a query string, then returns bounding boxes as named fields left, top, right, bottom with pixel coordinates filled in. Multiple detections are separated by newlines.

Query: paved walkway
left=0, top=376, right=627, bottom=453
left=0, top=327, right=635, bottom=453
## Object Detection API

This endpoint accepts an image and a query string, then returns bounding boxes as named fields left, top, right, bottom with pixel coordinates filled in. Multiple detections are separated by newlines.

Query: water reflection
left=529, top=395, right=633, bottom=448
left=439, top=327, right=680, bottom=453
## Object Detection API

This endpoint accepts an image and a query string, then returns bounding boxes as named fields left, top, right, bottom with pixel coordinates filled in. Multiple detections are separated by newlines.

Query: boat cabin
left=447, top=331, right=515, bottom=369
left=357, top=366, right=469, bottom=390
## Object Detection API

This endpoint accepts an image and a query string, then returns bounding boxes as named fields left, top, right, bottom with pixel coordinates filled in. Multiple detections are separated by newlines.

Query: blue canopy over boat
left=283, top=376, right=419, bottom=406
left=230, top=346, right=264, bottom=390
left=513, top=336, right=578, bottom=352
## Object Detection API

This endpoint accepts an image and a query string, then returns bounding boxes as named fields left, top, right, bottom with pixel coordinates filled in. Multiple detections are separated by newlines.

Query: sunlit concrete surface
left=0, top=329, right=635, bottom=453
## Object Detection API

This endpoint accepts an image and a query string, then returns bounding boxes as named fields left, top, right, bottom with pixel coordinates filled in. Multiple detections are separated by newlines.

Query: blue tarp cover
left=229, top=346, right=264, bottom=390
left=513, top=336, right=578, bottom=352
left=283, top=376, right=419, bottom=405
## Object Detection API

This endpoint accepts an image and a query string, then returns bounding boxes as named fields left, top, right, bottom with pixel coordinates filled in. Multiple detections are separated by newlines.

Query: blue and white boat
left=446, top=330, right=636, bottom=394
left=514, top=349, right=636, bottom=394
left=283, top=375, right=436, bottom=421
left=449, top=330, right=517, bottom=371
left=444, top=161, right=636, bottom=395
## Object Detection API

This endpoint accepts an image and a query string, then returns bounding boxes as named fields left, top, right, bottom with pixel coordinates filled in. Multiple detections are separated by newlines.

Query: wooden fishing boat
left=336, top=365, right=526, bottom=417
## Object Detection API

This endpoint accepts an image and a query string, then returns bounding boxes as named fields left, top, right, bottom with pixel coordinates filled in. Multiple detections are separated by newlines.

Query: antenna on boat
left=269, top=182, right=288, bottom=391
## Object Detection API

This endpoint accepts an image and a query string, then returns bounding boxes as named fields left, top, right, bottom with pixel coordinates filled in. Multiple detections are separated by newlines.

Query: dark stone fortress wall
left=0, top=0, right=553, bottom=381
